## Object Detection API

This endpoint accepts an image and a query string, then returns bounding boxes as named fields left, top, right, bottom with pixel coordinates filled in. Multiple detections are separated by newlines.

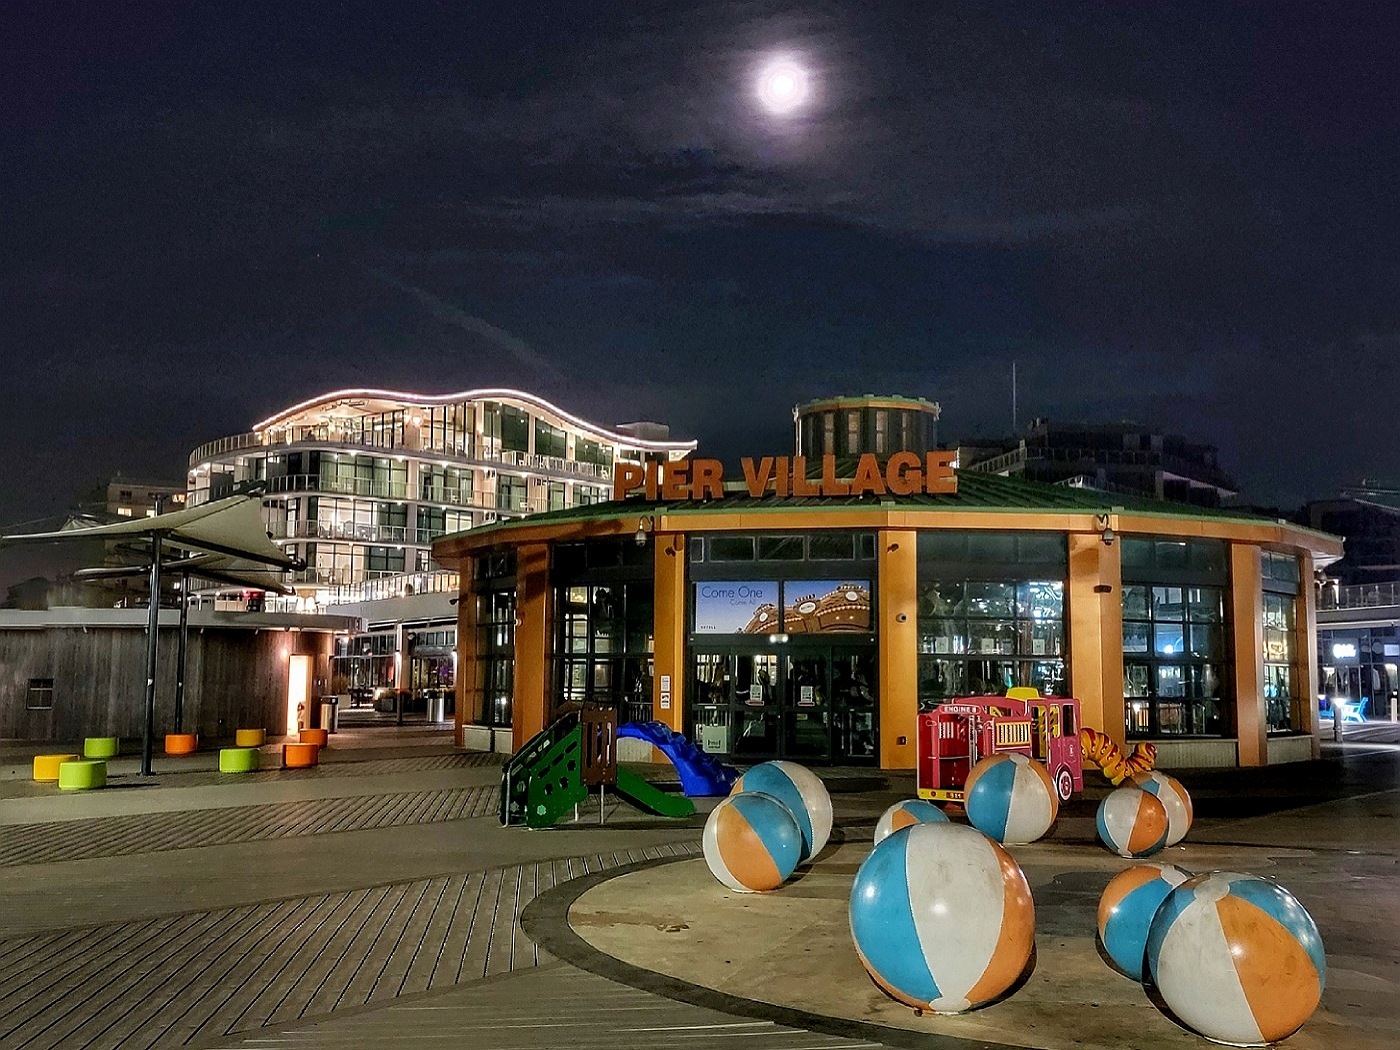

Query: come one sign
left=612, top=452, right=958, bottom=501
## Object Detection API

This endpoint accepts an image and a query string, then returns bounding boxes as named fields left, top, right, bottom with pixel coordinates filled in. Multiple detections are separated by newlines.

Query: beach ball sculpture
left=1096, top=786, right=1170, bottom=858
left=732, top=761, right=832, bottom=862
left=1128, top=770, right=1194, bottom=846
left=964, top=753, right=1058, bottom=844
left=703, top=792, right=803, bottom=893
left=874, top=799, right=949, bottom=845
left=1097, top=862, right=1193, bottom=980
left=1147, top=872, right=1325, bottom=1046
left=849, top=822, right=1035, bottom=1014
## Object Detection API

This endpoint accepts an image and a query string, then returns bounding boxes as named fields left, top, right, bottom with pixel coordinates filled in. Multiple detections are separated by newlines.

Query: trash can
left=319, top=697, right=340, bottom=734
left=427, top=692, right=446, bottom=723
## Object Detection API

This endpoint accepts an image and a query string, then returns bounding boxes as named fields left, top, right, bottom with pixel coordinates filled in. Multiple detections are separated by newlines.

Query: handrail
left=1320, top=580, right=1400, bottom=610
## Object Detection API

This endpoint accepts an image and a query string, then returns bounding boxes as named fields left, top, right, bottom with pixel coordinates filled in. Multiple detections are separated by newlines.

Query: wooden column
left=1067, top=532, right=1125, bottom=746
left=877, top=529, right=918, bottom=770
left=1293, top=551, right=1321, bottom=759
left=1231, top=543, right=1267, bottom=766
left=512, top=542, right=552, bottom=746
left=652, top=531, right=686, bottom=734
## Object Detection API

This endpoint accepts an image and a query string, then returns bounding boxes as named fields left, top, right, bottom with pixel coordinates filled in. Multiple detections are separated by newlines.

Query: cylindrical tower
left=795, top=394, right=942, bottom=461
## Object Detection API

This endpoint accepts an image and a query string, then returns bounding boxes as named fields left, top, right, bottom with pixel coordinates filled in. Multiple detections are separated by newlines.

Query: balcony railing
left=324, top=570, right=461, bottom=605
left=268, top=474, right=410, bottom=500
left=269, top=521, right=412, bottom=543
left=1320, top=580, right=1400, bottom=611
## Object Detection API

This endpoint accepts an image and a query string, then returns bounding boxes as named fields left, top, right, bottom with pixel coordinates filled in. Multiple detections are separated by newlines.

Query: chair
left=1342, top=698, right=1369, bottom=723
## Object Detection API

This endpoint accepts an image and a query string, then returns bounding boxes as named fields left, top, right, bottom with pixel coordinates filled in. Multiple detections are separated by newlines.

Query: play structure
left=917, top=692, right=1084, bottom=804
left=500, top=709, right=737, bottom=829
left=1079, top=727, right=1156, bottom=783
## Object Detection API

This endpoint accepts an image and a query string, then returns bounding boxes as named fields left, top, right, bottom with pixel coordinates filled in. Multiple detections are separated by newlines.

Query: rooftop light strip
left=250, top=388, right=698, bottom=451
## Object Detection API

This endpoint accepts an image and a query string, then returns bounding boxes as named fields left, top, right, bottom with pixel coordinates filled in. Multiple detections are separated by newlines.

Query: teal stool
left=84, top=737, right=119, bottom=759
left=58, top=759, right=107, bottom=791
left=219, top=747, right=260, bottom=774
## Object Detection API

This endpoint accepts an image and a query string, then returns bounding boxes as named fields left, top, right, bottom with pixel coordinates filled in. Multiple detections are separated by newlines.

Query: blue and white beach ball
left=1128, top=770, right=1194, bottom=846
left=1147, top=872, right=1325, bottom=1046
left=732, top=761, right=832, bottom=861
left=964, top=753, right=1058, bottom=844
left=849, top=822, right=1035, bottom=1014
left=874, top=799, right=949, bottom=845
left=1096, top=786, right=1170, bottom=858
left=702, top=792, right=802, bottom=893
left=1097, top=862, right=1193, bottom=980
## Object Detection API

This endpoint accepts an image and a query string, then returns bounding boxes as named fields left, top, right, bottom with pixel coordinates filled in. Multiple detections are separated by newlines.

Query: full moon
left=757, top=60, right=808, bottom=114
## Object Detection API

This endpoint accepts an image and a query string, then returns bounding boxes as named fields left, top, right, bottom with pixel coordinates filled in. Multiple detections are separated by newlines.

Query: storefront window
left=1263, top=589, right=1297, bottom=732
left=1123, top=584, right=1225, bottom=736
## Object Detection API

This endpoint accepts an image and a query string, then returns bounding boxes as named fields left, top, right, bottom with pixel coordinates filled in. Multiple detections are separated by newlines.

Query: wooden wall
left=0, top=626, right=334, bottom=743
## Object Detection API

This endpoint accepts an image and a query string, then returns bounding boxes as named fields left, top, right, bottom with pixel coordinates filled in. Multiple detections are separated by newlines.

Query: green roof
left=438, top=470, right=1336, bottom=547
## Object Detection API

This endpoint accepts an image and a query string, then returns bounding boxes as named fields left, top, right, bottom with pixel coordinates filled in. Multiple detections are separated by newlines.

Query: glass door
left=732, top=651, right=780, bottom=757
left=784, top=652, right=831, bottom=762
left=831, top=649, right=878, bottom=763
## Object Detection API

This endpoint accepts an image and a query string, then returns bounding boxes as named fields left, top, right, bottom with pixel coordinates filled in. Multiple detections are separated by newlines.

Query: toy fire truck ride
left=917, top=690, right=1084, bottom=804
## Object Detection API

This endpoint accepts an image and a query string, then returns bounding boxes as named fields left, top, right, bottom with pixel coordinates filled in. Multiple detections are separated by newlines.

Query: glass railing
left=324, top=570, right=461, bottom=605
left=270, top=521, right=411, bottom=543
left=1320, top=581, right=1400, bottom=610
left=267, top=474, right=410, bottom=499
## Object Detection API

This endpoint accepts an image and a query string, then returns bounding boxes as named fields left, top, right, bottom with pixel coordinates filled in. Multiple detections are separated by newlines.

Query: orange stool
left=164, top=733, right=199, bottom=756
left=283, top=742, right=320, bottom=769
left=299, top=728, right=329, bottom=748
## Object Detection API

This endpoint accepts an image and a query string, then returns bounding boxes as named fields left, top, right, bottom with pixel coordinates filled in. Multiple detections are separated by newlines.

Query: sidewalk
left=0, top=731, right=1396, bottom=1050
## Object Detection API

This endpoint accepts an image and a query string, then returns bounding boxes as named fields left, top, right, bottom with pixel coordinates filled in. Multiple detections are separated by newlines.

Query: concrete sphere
left=1147, top=872, right=1325, bottom=1046
left=1128, top=770, right=1194, bottom=846
left=732, top=761, right=832, bottom=861
left=964, top=753, right=1059, bottom=844
left=1097, top=862, right=1193, bottom=980
left=702, top=792, right=803, bottom=893
left=849, top=822, right=1035, bottom=1014
left=874, top=799, right=949, bottom=845
left=1096, top=786, right=1170, bottom=858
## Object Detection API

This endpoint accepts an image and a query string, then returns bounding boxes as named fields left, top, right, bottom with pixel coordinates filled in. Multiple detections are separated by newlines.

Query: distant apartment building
left=89, top=476, right=188, bottom=519
left=960, top=419, right=1238, bottom=507
left=186, top=388, right=695, bottom=713
left=1305, top=481, right=1400, bottom=586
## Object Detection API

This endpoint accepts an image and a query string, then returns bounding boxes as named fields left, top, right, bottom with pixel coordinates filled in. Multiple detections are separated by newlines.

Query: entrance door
left=689, top=644, right=875, bottom=764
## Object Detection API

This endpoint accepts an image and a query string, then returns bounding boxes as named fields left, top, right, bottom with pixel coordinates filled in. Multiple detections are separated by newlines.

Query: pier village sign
left=612, top=451, right=958, bottom=502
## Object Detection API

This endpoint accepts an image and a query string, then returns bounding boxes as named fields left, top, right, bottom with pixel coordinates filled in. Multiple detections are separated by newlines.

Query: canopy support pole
left=141, top=534, right=166, bottom=776
left=174, top=570, right=190, bottom=734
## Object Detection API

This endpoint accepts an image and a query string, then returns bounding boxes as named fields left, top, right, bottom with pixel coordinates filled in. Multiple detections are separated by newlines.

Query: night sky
left=4, top=1, right=1399, bottom=576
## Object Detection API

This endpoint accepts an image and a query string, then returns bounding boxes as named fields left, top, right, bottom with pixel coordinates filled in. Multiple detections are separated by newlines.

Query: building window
left=497, top=475, right=527, bottom=512
left=534, top=419, right=568, bottom=459
left=1123, top=585, right=1225, bottom=736
left=477, top=589, right=515, bottom=728
left=917, top=580, right=1066, bottom=705
left=27, top=678, right=54, bottom=710
left=500, top=406, right=530, bottom=453
left=1263, top=592, right=1297, bottom=732
left=556, top=582, right=655, bottom=723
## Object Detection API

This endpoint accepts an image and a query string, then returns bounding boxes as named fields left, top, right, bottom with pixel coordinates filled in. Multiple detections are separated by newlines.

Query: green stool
left=58, top=759, right=107, bottom=791
left=219, top=747, right=260, bottom=774
left=84, top=737, right=119, bottom=759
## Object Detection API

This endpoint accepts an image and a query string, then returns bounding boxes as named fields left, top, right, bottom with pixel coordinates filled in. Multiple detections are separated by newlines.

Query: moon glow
left=758, top=60, right=808, bottom=114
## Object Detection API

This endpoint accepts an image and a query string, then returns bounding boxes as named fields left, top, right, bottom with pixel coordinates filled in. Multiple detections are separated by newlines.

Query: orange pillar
left=1294, top=551, right=1320, bottom=759
left=1067, top=532, right=1124, bottom=747
left=453, top=561, right=479, bottom=748
left=652, top=531, right=686, bottom=734
left=512, top=542, right=552, bottom=747
left=1231, top=543, right=1266, bottom=766
left=877, top=529, right=918, bottom=770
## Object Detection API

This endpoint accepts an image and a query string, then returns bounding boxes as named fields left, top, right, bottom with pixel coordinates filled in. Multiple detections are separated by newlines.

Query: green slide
left=614, top=767, right=697, bottom=818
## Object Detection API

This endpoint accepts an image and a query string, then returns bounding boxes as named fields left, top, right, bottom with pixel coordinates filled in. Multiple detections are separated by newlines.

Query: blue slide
left=619, top=721, right=739, bottom=797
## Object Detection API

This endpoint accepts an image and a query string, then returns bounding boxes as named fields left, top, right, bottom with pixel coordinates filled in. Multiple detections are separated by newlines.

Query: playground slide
left=501, top=713, right=700, bottom=827
left=614, top=767, right=697, bottom=817
left=618, top=721, right=738, bottom=797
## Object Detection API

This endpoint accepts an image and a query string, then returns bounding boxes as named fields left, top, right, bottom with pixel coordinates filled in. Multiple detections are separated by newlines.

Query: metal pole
left=141, top=534, right=165, bottom=776
left=174, top=571, right=190, bottom=734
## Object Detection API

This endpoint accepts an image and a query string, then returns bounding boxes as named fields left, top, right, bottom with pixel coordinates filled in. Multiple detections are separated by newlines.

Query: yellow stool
left=33, top=753, right=80, bottom=782
left=58, top=759, right=107, bottom=790
left=164, top=733, right=199, bottom=756
left=218, top=747, right=260, bottom=773
left=84, top=737, right=119, bottom=759
left=299, top=728, right=329, bottom=748
left=235, top=728, right=266, bottom=747
left=283, top=742, right=320, bottom=769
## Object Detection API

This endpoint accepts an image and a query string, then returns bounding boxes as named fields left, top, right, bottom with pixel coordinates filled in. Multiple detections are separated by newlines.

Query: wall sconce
left=634, top=515, right=655, bottom=548
left=1094, top=513, right=1115, bottom=547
